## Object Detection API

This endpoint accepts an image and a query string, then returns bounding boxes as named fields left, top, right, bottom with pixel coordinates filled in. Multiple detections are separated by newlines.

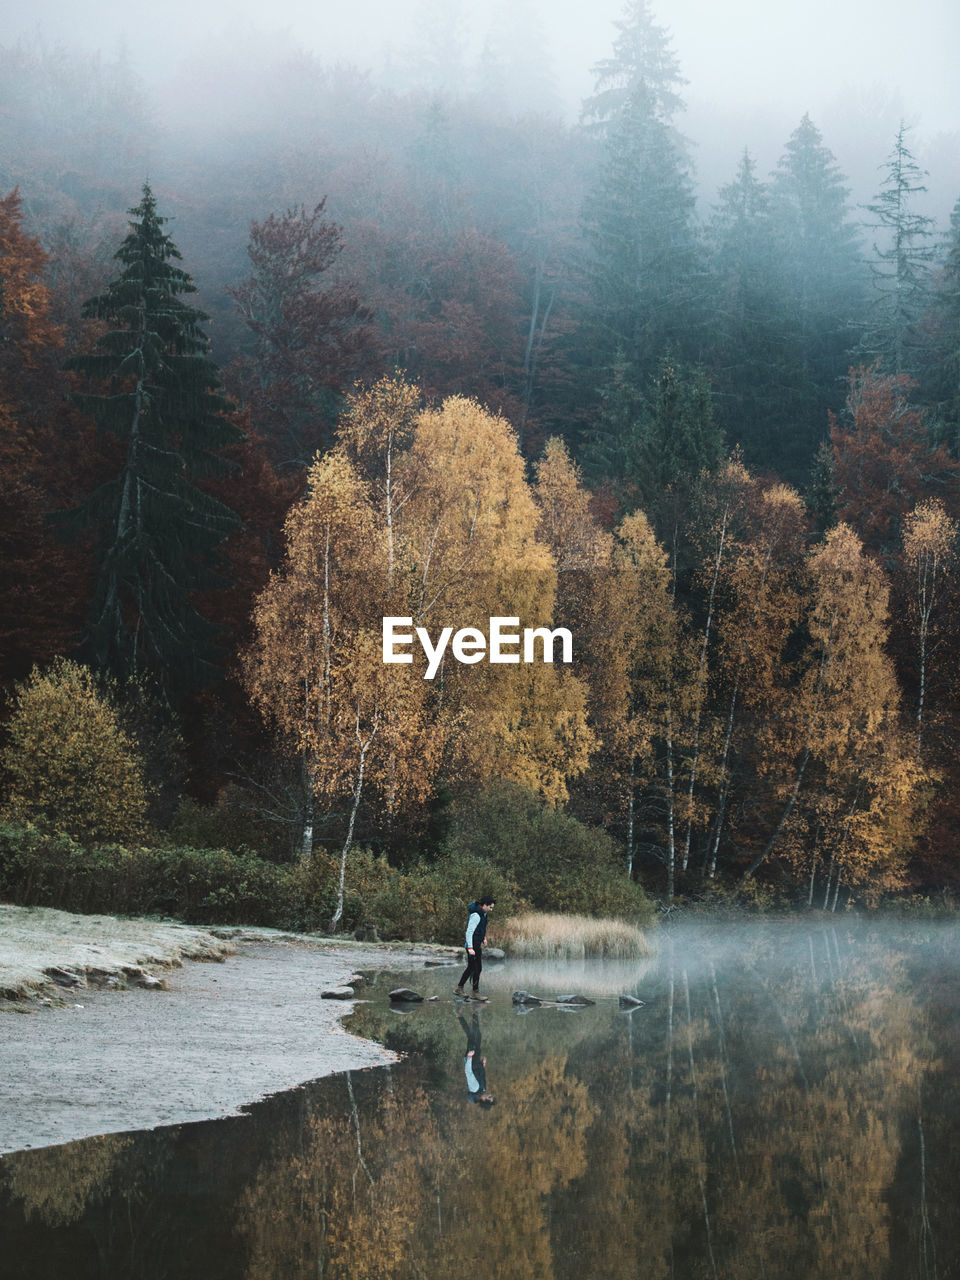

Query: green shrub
left=289, top=846, right=525, bottom=943
left=369, top=853, right=526, bottom=945
left=0, top=796, right=642, bottom=940
left=169, top=788, right=294, bottom=863
left=0, top=822, right=298, bottom=926
left=440, top=780, right=653, bottom=924
left=290, top=846, right=396, bottom=933
left=877, top=892, right=959, bottom=918
left=146, top=845, right=298, bottom=924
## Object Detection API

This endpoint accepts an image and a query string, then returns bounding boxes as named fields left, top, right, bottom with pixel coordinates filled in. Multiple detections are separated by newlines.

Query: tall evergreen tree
left=577, top=5, right=702, bottom=463
left=642, top=358, right=724, bottom=499
left=861, top=123, right=935, bottom=378
left=477, top=0, right=557, bottom=117
left=581, top=82, right=701, bottom=391
left=67, top=185, right=242, bottom=697
left=706, top=148, right=783, bottom=465
left=924, top=195, right=960, bottom=451
left=766, top=114, right=865, bottom=479
left=580, top=347, right=646, bottom=491
left=581, top=0, right=687, bottom=131
left=580, top=352, right=723, bottom=530
left=634, top=358, right=726, bottom=593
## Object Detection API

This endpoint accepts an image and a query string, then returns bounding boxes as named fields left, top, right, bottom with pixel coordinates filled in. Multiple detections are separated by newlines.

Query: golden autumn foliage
left=1, top=659, right=149, bottom=843
left=244, top=391, right=596, bottom=924
left=759, top=525, right=926, bottom=900
left=534, top=437, right=611, bottom=571
left=337, top=374, right=422, bottom=589
left=614, top=509, right=679, bottom=766
left=395, top=401, right=594, bottom=802
left=240, top=379, right=935, bottom=902
left=2, top=1134, right=132, bottom=1228
left=244, top=445, right=437, bottom=907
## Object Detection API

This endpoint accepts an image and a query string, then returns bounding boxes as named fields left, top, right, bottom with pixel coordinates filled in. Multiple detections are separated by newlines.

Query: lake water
left=2, top=917, right=959, bottom=1279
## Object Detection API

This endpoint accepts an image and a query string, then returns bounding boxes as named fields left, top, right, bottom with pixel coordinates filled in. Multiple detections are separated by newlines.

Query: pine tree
left=581, top=0, right=686, bottom=131
left=580, top=348, right=646, bottom=490
left=583, top=354, right=723, bottom=530
left=706, top=149, right=783, bottom=467
left=861, top=123, right=936, bottom=377
left=476, top=0, right=557, bottom=118
left=577, top=1, right=702, bottom=453
left=922, top=195, right=960, bottom=450
left=766, top=115, right=865, bottom=479
left=642, top=358, right=724, bottom=499
left=67, top=184, right=242, bottom=696
left=582, top=83, right=701, bottom=386
left=806, top=440, right=839, bottom=537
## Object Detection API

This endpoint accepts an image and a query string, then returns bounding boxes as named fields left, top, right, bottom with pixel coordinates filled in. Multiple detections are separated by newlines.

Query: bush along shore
left=0, top=818, right=654, bottom=948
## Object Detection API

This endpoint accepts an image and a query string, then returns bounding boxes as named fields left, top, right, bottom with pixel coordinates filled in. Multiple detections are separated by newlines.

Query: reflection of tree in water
left=237, top=1055, right=596, bottom=1279
left=0, top=1129, right=189, bottom=1279
left=5, top=923, right=960, bottom=1279
left=549, top=925, right=938, bottom=1280
left=238, top=928, right=938, bottom=1279
left=3, top=1133, right=132, bottom=1227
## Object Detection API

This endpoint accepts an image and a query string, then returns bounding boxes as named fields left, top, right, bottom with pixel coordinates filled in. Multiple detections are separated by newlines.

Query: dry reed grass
left=498, top=911, right=649, bottom=960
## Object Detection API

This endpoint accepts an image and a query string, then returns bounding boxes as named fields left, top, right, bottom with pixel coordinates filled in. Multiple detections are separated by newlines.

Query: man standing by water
left=454, top=895, right=495, bottom=1001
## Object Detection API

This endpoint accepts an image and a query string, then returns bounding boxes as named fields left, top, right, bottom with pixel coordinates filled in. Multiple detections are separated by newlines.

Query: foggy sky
left=9, top=0, right=959, bottom=133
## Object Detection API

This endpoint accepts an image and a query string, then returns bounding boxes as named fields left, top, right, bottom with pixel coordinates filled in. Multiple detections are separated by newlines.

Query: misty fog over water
left=4, top=916, right=960, bottom=1278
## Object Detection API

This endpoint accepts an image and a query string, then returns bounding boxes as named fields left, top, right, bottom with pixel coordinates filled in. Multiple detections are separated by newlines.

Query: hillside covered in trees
left=1, top=1, right=959, bottom=913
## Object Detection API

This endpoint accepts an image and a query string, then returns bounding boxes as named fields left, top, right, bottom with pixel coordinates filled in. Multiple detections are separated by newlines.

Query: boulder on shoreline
left=321, top=986, right=355, bottom=1000
left=388, top=988, right=424, bottom=1003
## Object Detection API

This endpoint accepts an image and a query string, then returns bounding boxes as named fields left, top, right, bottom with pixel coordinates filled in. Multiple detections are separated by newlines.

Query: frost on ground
left=0, top=904, right=454, bottom=1154
left=0, top=904, right=235, bottom=1000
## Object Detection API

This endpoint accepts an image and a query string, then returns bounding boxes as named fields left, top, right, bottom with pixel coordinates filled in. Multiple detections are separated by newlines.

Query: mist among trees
left=2, top=0, right=960, bottom=908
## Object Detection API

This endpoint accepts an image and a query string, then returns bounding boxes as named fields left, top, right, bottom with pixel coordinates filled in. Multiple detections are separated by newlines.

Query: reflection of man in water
left=458, top=1011, right=495, bottom=1105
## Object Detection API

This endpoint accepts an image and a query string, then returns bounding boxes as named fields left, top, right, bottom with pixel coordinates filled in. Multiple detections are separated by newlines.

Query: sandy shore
left=0, top=909, right=455, bottom=1156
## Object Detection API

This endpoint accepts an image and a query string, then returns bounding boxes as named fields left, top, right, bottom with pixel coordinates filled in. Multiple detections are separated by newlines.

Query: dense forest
left=2, top=0, right=959, bottom=911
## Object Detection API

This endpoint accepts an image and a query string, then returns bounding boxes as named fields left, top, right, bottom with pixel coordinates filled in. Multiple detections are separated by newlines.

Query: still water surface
left=2, top=917, right=959, bottom=1279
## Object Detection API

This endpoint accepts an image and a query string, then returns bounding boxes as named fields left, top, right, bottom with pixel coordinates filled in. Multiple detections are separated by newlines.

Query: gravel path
left=0, top=936, right=441, bottom=1155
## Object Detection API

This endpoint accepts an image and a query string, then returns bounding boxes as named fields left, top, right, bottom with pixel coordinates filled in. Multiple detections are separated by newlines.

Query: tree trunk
left=300, top=744, right=317, bottom=859
left=916, top=555, right=931, bottom=760
left=739, top=746, right=810, bottom=884
left=329, top=709, right=378, bottom=932
left=626, top=754, right=636, bottom=877
left=706, top=678, right=739, bottom=881
left=665, top=701, right=677, bottom=900
left=301, top=784, right=314, bottom=860
left=822, top=851, right=835, bottom=911
left=682, top=504, right=729, bottom=872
